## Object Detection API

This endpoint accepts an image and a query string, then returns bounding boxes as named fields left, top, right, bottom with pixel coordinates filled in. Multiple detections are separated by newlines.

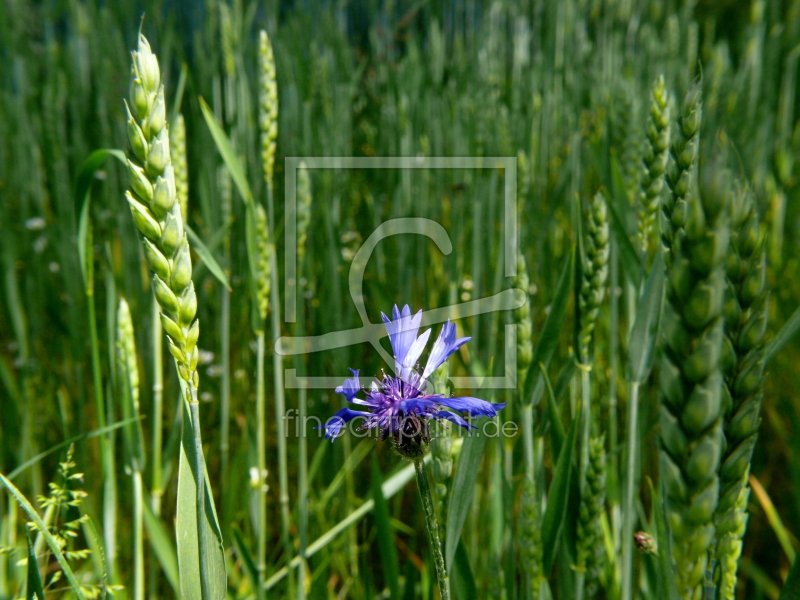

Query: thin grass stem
left=256, top=330, right=267, bottom=600
left=621, top=380, right=640, bottom=600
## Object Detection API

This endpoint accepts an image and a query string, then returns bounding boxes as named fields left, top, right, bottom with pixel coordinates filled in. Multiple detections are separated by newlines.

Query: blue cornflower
left=320, top=305, right=506, bottom=457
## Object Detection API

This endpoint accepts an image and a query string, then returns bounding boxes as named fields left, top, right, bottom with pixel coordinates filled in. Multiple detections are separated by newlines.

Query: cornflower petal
left=433, top=410, right=475, bottom=430
left=399, top=328, right=431, bottom=381
left=335, top=368, right=361, bottom=403
left=423, top=320, right=471, bottom=379
left=381, top=305, right=423, bottom=376
left=317, top=407, right=370, bottom=440
left=437, top=396, right=507, bottom=418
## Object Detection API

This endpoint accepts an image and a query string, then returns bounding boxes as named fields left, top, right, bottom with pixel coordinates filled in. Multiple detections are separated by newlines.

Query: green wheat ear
left=254, top=203, right=272, bottom=324
left=116, top=298, right=145, bottom=473
left=171, top=113, right=189, bottom=222
left=576, top=435, right=607, bottom=597
left=518, top=477, right=543, bottom=593
left=638, top=75, right=670, bottom=255
left=659, top=167, right=730, bottom=600
left=124, top=34, right=199, bottom=393
left=664, top=81, right=702, bottom=264
left=714, top=183, right=768, bottom=600
left=259, top=29, right=278, bottom=190
left=514, top=254, right=533, bottom=391
left=579, top=192, right=610, bottom=361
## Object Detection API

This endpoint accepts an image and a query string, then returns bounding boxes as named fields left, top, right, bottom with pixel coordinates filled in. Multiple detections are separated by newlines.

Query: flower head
left=319, top=305, right=506, bottom=457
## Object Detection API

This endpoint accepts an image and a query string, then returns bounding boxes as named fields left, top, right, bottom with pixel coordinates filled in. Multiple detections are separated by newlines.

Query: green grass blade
left=778, top=552, right=800, bottom=600
left=230, top=526, right=258, bottom=598
left=541, top=415, right=579, bottom=574
left=540, top=361, right=566, bottom=457
left=522, top=248, right=575, bottom=406
left=6, top=418, right=140, bottom=480
left=766, top=298, right=798, bottom=364
left=445, top=425, right=488, bottom=570
left=0, top=474, right=87, bottom=600
left=647, top=478, right=680, bottom=600
left=371, top=457, right=400, bottom=599
left=142, top=497, right=181, bottom=596
left=198, top=97, right=253, bottom=208
left=25, top=529, right=45, bottom=600
left=626, top=251, right=665, bottom=383
left=176, top=398, right=227, bottom=600
left=450, top=538, right=477, bottom=600
left=185, top=224, right=231, bottom=291
left=604, top=158, right=642, bottom=287
left=76, top=149, right=126, bottom=287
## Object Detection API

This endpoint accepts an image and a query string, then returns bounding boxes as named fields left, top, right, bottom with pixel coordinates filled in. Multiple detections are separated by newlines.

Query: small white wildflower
left=197, top=350, right=214, bottom=365
left=200, top=392, right=213, bottom=403
left=206, top=365, right=222, bottom=378
left=34, top=237, right=48, bottom=253
left=49, top=262, right=60, bottom=273
left=461, top=278, right=474, bottom=291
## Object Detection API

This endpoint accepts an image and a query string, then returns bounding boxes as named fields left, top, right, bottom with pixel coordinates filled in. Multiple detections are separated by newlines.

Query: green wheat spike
left=576, top=436, right=607, bottom=598
left=714, top=183, right=768, bottom=600
left=659, top=167, right=730, bottom=600
left=579, top=192, right=610, bottom=360
left=638, top=75, right=671, bottom=255
left=664, top=81, right=702, bottom=264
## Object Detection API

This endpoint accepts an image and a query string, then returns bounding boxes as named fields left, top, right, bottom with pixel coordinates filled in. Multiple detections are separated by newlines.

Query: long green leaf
left=7, top=418, right=140, bottom=481
left=605, top=158, right=642, bottom=287
left=75, top=149, right=126, bottom=288
left=450, top=538, right=477, bottom=600
left=445, top=426, right=488, bottom=570
left=185, top=225, right=231, bottom=291
left=626, top=251, right=665, bottom=383
left=541, top=416, right=579, bottom=574
left=540, top=362, right=566, bottom=458
left=143, top=498, right=181, bottom=596
left=648, top=478, right=680, bottom=600
left=766, top=300, right=799, bottom=364
left=779, top=552, right=800, bottom=600
left=230, top=526, right=258, bottom=598
left=25, top=529, right=45, bottom=600
left=0, top=474, right=87, bottom=600
left=371, top=457, right=401, bottom=599
left=176, top=398, right=226, bottom=600
left=522, top=248, right=575, bottom=406
left=198, top=97, right=253, bottom=208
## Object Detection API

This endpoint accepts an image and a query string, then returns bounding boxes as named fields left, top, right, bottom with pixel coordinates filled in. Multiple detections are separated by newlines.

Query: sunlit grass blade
left=0, top=474, right=86, bottom=600
left=25, top=529, right=45, bottom=600
left=445, top=425, right=488, bottom=571
left=142, top=497, right=180, bottom=596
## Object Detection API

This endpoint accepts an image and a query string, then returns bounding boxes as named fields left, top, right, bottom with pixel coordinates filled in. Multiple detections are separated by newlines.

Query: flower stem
left=414, top=458, right=450, bottom=600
